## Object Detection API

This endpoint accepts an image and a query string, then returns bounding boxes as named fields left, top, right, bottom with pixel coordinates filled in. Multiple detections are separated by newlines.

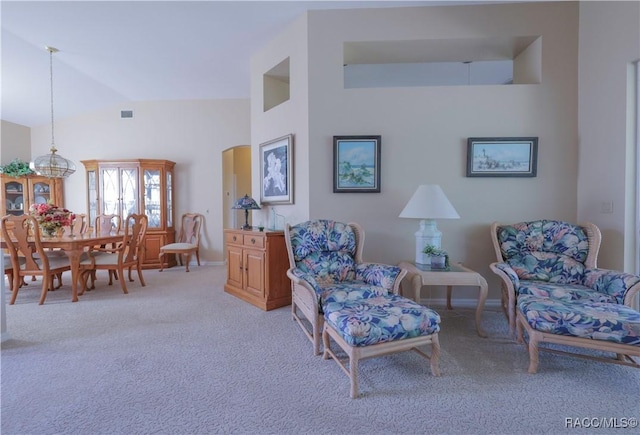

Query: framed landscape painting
left=260, top=134, right=293, bottom=204
left=333, top=135, right=381, bottom=193
left=466, top=137, right=538, bottom=177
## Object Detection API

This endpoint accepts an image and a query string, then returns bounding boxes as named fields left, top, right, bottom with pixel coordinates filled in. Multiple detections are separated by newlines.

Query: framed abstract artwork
left=466, top=137, right=538, bottom=177
left=260, top=134, right=293, bottom=204
left=333, top=135, right=381, bottom=193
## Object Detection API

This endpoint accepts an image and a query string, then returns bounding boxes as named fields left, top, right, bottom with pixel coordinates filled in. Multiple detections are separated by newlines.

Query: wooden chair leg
left=313, top=316, right=322, bottom=356
left=137, top=264, right=146, bottom=287
left=10, top=274, right=21, bottom=304
left=184, top=254, right=192, bottom=272
left=39, top=276, right=49, bottom=305
left=117, top=266, right=128, bottom=294
left=158, top=252, right=165, bottom=271
left=195, top=249, right=200, bottom=266
left=78, top=271, right=91, bottom=296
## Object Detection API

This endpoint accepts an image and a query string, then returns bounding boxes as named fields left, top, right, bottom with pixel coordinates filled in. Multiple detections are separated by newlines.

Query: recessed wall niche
left=263, top=57, right=290, bottom=111
left=344, top=36, right=541, bottom=88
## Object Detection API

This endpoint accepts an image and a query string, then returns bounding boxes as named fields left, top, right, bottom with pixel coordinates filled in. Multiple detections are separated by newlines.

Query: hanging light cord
left=47, top=46, right=57, bottom=150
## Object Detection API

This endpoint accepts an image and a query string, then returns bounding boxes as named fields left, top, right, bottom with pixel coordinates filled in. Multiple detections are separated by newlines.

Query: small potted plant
left=422, top=244, right=448, bottom=270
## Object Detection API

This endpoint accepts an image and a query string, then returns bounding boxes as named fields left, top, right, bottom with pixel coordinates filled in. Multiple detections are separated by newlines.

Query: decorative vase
left=40, top=225, right=62, bottom=238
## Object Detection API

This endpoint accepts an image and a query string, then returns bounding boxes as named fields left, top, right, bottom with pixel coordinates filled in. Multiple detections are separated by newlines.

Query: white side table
left=398, top=261, right=488, bottom=338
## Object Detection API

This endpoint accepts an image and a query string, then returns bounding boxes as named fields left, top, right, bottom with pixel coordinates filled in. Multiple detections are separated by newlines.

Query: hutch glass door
left=3, top=180, right=24, bottom=215
left=144, top=169, right=161, bottom=229
left=101, top=167, right=138, bottom=221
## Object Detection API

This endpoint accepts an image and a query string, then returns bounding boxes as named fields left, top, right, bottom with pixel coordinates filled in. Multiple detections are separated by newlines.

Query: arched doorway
left=222, top=145, right=252, bottom=231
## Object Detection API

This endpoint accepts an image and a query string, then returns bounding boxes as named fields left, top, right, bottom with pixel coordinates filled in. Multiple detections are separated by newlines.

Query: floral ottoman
left=322, top=294, right=441, bottom=398
left=516, top=294, right=640, bottom=373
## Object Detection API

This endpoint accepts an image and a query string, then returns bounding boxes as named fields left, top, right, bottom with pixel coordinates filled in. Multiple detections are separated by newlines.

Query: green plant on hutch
left=0, top=159, right=35, bottom=177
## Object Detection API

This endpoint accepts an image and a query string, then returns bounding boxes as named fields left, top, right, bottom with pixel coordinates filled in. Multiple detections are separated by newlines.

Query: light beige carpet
left=2, top=265, right=639, bottom=434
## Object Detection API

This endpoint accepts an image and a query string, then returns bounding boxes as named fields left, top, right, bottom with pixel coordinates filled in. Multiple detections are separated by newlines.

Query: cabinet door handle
left=251, top=238, right=256, bottom=244
left=232, top=235, right=237, bottom=242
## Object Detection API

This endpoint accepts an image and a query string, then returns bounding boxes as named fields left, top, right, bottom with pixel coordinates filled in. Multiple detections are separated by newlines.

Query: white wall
left=578, top=1, right=640, bottom=272
left=27, top=99, right=251, bottom=262
left=1, top=120, right=31, bottom=164
left=275, top=2, right=578, bottom=301
left=250, top=13, right=310, bottom=229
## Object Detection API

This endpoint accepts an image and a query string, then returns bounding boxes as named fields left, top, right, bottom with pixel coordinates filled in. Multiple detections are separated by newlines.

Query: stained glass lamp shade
left=232, top=194, right=261, bottom=230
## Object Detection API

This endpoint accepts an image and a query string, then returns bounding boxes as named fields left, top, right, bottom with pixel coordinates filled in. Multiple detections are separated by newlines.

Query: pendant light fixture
left=30, top=46, right=76, bottom=178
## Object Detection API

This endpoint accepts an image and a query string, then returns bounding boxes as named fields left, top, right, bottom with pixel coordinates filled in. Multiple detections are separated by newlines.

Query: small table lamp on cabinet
left=232, top=194, right=261, bottom=230
left=399, top=184, right=460, bottom=265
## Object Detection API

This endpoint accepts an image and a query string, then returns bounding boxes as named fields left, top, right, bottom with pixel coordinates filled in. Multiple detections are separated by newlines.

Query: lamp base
left=415, top=219, right=442, bottom=265
left=242, top=209, right=251, bottom=230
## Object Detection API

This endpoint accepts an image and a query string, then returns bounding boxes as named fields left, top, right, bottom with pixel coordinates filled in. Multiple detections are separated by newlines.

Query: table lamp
left=232, top=194, right=261, bottom=230
left=399, top=184, right=460, bottom=265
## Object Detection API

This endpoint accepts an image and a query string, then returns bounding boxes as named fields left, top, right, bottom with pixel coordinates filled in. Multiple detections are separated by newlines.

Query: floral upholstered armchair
left=284, top=219, right=407, bottom=355
left=490, top=220, right=640, bottom=372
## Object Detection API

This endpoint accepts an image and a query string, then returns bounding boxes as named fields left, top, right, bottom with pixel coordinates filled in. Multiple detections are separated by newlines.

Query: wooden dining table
left=1, top=231, right=123, bottom=302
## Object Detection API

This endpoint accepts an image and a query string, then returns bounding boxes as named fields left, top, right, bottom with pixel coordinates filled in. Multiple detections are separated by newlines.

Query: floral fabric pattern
left=518, top=295, right=640, bottom=345
left=321, top=281, right=389, bottom=306
left=296, top=251, right=356, bottom=283
left=289, top=220, right=356, bottom=263
left=497, top=220, right=589, bottom=284
left=355, top=263, right=403, bottom=290
left=518, top=281, right=616, bottom=304
left=584, top=269, right=640, bottom=305
left=324, top=294, right=441, bottom=347
left=289, top=219, right=402, bottom=310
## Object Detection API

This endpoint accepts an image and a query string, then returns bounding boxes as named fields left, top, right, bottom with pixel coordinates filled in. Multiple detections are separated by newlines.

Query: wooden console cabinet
left=224, top=228, right=291, bottom=311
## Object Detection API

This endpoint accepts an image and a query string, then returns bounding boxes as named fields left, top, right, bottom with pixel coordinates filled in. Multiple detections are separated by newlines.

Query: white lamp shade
left=399, top=185, right=460, bottom=219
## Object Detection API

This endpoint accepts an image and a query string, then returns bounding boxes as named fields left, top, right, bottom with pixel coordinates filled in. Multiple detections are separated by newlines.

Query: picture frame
left=333, top=135, right=381, bottom=193
left=466, top=137, right=538, bottom=177
left=260, top=134, right=293, bottom=204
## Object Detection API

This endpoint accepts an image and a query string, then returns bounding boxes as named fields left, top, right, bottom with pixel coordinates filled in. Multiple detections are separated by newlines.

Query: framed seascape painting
left=260, top=134, right=293, bottom=204
left=333, top=135, right=381, bottom=193
left=466, top=137, right=538, bottom=177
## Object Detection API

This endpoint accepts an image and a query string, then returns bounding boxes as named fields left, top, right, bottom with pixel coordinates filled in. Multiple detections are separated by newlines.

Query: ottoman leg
left=430, top=334, right=441, bottom=377
left=350, top=355, right=359, bottom=399
left=527, top=334, right=540, bottom=374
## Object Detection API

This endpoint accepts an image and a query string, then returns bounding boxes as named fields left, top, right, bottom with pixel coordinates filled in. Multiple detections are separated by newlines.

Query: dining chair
left=95, top=214, right=122, bottom=236
left=88, top=214, right=123, bottom=287
left=1, top=215, right=71, bottom=305
left=79, top=213, right=148, bottom=295
left=159, top=213, right=204, bottom=272
left=71, top=213, right=88, bottom=236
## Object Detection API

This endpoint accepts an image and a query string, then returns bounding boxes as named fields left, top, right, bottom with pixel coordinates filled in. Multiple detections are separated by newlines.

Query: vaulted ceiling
left=2, top=0, right=472, bottom=128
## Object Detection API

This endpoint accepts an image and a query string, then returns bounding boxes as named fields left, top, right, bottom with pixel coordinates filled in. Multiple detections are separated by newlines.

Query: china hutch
left=81, top=159, right=176, bottom=269
left=1, top=174, right=64, bottom=216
